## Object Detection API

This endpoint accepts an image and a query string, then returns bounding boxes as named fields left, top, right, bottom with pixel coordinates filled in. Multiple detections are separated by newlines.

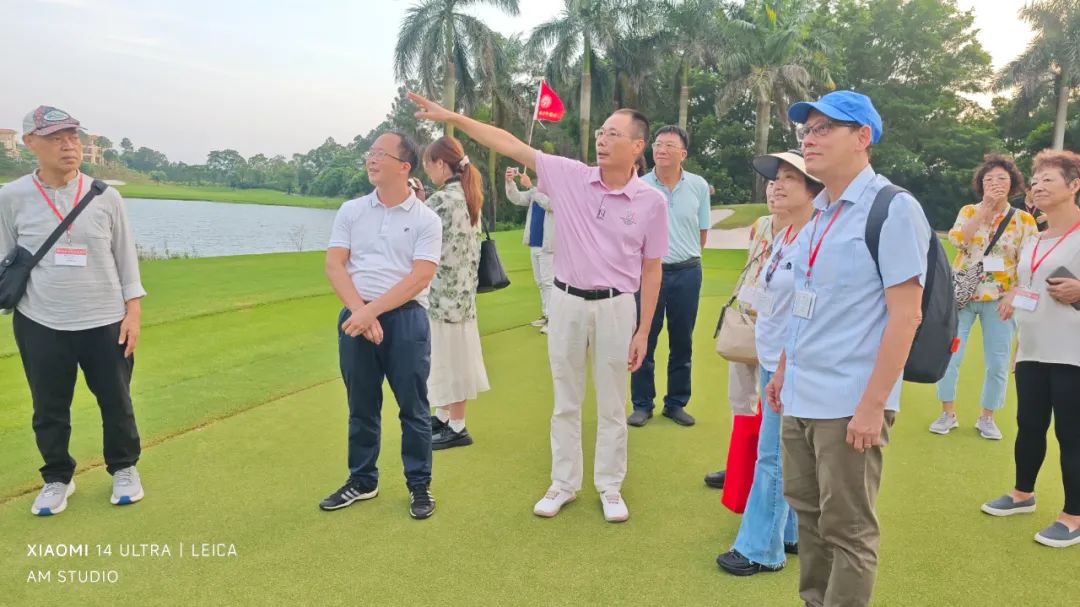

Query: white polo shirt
left=328, top=190, right=442, bottom=308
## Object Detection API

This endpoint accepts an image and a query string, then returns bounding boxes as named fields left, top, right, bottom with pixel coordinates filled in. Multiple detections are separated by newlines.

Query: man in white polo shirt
left=409, top=92, right=668, bottom=523
left=318, top=131, right=443, bottom=520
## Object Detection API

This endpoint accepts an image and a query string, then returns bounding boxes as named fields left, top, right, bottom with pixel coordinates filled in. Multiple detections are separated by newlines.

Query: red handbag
left=720, top=403, right=763, bottom=514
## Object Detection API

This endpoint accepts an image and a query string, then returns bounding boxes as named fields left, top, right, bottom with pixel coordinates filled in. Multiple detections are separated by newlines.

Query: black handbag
left=0, top=179, right=108, bottom=310
left=476, top=219, right=510, bottom=293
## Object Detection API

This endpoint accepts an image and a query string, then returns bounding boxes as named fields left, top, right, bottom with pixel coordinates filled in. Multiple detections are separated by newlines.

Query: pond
left=125, top=198, right=338, bottom=258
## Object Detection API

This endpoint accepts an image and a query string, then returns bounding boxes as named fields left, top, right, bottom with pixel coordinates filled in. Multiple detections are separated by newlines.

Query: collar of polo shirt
left=369, top=191, right=419, bottom=210
left=813, top=164, right=877, bottom=211
left=587, top=167, right=646, bottom=197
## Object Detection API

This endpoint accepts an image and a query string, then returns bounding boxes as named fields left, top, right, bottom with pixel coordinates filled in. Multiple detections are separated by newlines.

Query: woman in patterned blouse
left=421, top=136, right=490, bottom=450
left=931, top=154, right=1038, bottom=440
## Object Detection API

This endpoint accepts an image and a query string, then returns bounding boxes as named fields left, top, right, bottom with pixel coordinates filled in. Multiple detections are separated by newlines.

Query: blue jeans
left=731, top=368, right=798, bottom=567
left=936, top=300, right=1015, bottom=412
left=338, top=303, right=433, bottom=488
left=630, top=262, right=702, bottom=412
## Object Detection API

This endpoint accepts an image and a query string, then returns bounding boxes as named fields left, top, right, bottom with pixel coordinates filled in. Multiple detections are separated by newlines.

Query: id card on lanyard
left=794, top=204, right=844, bottom=320
left=1018, top=219, right=1080, bottom=312
left=33, top=174, right=88, bottom=267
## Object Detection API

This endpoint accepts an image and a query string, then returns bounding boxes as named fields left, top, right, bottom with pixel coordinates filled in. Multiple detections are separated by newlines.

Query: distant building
left=80, top=133, right=105, bottom=166
left=0, top=129, right=17, bottom=159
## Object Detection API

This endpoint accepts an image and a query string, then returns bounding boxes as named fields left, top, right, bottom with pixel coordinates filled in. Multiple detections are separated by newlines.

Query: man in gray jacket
left=505, top=167, right=554, bottom=333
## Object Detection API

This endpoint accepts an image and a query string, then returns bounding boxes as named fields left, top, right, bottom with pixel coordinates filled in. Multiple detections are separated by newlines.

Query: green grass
left=0, top=237, right=1075, bottom=606
left=713, top=203, right=769, bottom=229
left=115, top=183, right=341, bottom=209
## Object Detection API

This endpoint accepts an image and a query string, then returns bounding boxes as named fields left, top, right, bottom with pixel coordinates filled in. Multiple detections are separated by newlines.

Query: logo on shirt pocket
left=621, top=210, right=637, bottom=226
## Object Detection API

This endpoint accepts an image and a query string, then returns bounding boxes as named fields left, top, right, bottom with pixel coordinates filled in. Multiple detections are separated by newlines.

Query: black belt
left=554, top=279, right=622, bottom=301
left=662, top=257, right=701, bottom=271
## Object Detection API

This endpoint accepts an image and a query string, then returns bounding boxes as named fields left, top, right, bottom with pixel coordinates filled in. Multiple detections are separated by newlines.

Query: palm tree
left=715, top=0, right=833, bottom=201
left=394, top=0, right=521, bottom=137
left=996, top=0, right=1080, bottom=150
left=528, top=0, right=622, bottom=161
left=663, top=0, right=727, bottom=130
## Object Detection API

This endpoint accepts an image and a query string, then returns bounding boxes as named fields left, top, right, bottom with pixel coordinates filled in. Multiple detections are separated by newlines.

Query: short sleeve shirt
left=534, top=151, right=668, bottom=293
left=780, top=166, right=932, bottom=419
left=641, top=169, right=711, bottom=263
left=328, top=190, right=441, bottom=308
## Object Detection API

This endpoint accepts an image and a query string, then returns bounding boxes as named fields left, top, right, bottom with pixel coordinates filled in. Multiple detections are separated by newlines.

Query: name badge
left=793, top=290, right=816, bottom=320
left=983, top=256, right=1006, bottom=273
left=737, top=285, right=758, bottom=307
left=756, top=290, right=775, bottom=316
left=54, top=245, right=88, bottom=267
left=1013, top=289, right=1040, bottom=312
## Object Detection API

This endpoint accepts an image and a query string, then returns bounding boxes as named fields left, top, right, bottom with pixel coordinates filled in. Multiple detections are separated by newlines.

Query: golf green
left=0, top=235, right=1073, bottom=605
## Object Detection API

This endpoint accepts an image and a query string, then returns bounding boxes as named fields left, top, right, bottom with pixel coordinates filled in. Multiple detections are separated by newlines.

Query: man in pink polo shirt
left=409, top=92, right=668, bottom=522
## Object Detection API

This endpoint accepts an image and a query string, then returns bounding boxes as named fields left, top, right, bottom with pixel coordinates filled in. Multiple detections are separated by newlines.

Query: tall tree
left=716, top=0, right=833, bottom=201
left=663, top=0, right=727, bottom=130
left=996, top=0, right=1080, bottom=150
left=529, top=0, right=622, bottom=161
left=394, top=0, right=521, bottom=137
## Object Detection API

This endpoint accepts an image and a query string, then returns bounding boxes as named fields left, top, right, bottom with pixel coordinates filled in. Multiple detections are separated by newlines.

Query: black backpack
left=865, top=184, right=958, bottom=384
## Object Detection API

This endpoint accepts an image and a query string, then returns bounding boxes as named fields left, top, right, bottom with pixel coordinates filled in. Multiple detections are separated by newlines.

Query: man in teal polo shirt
left=629, top=125, right=711, bottom=427
left=765, top=91, right=932, bottom=606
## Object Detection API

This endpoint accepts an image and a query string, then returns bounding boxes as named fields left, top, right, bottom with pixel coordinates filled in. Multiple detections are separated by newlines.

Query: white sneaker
left=533, top=487, right=575, bottom=518
left=31, top=480, right=75, bottom=516
left=540, top=325, right=549, bottom=335
left=929, top=412, right=959, bottom=435
left=111, top=466, right=144, bottom=505
left=530, top=316, right=548, bottom=327
left=976, top=416, right=1003, bottom=440
left=601, top=491, right=629, bottom=523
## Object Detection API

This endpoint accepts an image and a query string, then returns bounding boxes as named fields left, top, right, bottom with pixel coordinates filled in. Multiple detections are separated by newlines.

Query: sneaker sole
left=1035, top=532, right=1080, bottom=548
left=533, top=495, right=576, bottom=518
left=410, top=502, right=436, bottom=520
left=979, top=432, right=1003, bottom=440
left=32, top=482, right=76, bottom=516
left=718, top=561, right=783, bottom=576
left=662, top=411, right=695, bottom=426
left=432, top=435, right=474, bottom=451
left=929, top=423, right=959, bottom=435
left=319, top=488, right=379, bottom=511
left=111, top=488, right=145, bottom=505
left=604, top=511, right=629, bottom=523
left=981, top=503, right=1036, bottom=517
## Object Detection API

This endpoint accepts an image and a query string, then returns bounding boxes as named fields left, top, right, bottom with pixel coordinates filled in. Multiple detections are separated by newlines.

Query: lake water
left=126, top=198, right=339, bottom=258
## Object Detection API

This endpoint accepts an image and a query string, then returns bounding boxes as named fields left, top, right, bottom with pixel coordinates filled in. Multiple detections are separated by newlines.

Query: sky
left=1, top=0, right=1032, bottom=164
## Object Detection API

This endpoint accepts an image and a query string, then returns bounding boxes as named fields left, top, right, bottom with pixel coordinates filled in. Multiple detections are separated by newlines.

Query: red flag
left=534, top=80, right=566, bottom=123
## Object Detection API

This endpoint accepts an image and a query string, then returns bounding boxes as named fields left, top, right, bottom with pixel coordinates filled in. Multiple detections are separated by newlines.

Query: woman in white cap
left=420, top=136, right=490, bottom=450
left=718, top=150, right=822, bottom=575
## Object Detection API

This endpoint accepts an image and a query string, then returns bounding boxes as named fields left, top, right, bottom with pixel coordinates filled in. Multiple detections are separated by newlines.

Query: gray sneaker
left=1035, top=522, right=1080, bottom=548
left=31, top=480, right=75, bottom=516
left=111, top=466, right=144, bottom=505
left=981, top=494, right=1036, bottom=517
left=976, top=416, right=1003, bottom=440
left=929, top=412, right=959, bottom=435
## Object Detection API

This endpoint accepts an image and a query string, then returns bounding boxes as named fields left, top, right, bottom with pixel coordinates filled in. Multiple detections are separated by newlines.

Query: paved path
left=704, top=208, right=752, bottom=250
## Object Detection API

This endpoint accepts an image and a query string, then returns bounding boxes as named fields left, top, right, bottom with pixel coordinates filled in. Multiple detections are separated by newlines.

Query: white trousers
left=530, top=247, right=555, bottom=318
left=547, top=288, right=637, bottom=494
left=727, top=361, right=759, bottom=416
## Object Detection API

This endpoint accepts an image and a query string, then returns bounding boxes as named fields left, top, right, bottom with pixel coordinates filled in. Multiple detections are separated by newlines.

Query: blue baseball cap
left=788, top=91, right=883, bottom=144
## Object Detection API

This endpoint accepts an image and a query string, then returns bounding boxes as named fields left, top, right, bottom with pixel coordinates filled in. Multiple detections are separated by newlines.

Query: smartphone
left=1047, top=266, right=1080, bottom=310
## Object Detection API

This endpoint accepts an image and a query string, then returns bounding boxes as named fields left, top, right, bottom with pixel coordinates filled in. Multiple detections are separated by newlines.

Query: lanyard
left=806, top=203, right=844, bottom=281
left=1029, top=218, right=1080, bottom=285
left=33, top=173, right=84, bottom=241
left=765, top=225, right=800, bottom=286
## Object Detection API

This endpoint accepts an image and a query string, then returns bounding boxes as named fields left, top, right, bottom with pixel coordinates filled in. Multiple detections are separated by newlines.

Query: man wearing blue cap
left=764, top=91, right=932, bottom=606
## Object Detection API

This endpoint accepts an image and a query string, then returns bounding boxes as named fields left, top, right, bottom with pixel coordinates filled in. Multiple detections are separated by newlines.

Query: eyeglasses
left=364, top=150, right=407, bottom=164
left=595, top=128, right=636, bottom=141
left=795, top=119, right=862, bottom=143
left=651, top=141, right=684, bottom=151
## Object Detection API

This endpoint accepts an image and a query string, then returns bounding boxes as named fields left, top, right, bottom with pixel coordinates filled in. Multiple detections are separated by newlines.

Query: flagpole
left=524, top=79, right=543, bottom=155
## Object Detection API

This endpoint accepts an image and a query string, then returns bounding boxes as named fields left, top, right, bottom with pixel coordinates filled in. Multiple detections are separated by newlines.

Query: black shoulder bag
left=476, top=217, right=510, bottom=293
left=0, top=179, right=109, bottom=310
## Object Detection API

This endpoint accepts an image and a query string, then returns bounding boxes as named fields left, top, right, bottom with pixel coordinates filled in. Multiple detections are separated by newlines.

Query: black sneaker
left=432, top=425, right=474, bottom=451
left=319, top=480, right=378, bottom=511
left=716, top=549, right=783, bottom=576
left=408, top=484, right=436, bottom=519
left=430, top=415, right=448, bottom=435
left=784, top=542, right=798, bottom=555
left=704, top=470, right=726, bottom=489
left=662, top=407, right=696, bottom=426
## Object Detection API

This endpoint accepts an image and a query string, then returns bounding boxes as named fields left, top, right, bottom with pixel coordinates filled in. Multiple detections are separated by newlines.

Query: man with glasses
left=628, top=125, right=710, bottom=428
left=2, top=106, right=146, bottom=516
left=318, top=131, right=443, bottom=520
left=408, top=92, right=668, bottom=523
left=764, top=91, right=932, bottom=606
